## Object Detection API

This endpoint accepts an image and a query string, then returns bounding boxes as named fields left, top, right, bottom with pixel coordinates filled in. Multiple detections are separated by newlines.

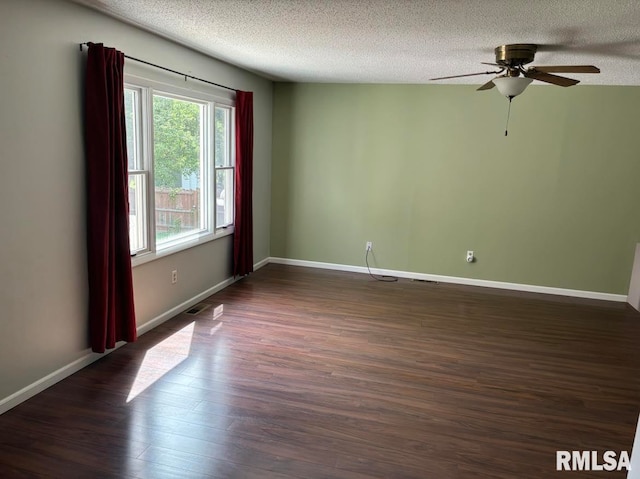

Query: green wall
left=271, top=83, right=640, bottom=295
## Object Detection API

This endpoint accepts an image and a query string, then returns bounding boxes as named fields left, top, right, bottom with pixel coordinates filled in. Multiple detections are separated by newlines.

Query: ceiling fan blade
left=481, top=62, right=502, bottom=67
left=477, top=79, right=496, bottom=91
left=533, top=65, right=600, bottom=74
left=525, top=70, right=580, bottom=87
left=430, top=70, right=503, bottom=81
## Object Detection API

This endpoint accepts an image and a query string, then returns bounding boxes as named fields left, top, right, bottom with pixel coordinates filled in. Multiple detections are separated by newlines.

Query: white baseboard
left=268, top=257, right=628, bottom=303
left=253, top=256, right=270, bottom=271
left=0, top=268, right=252, bottom=416
left=0, top=255, right=275, bottom=415
left=0, top=346, right=125, bottom=415
left=137, top=275, right=237, bottom=336
left=1, top=254, right=625, bottom=415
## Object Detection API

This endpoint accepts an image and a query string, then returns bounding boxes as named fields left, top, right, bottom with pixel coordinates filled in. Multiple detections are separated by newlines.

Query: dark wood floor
left=1, top=264, right=639, bottom=478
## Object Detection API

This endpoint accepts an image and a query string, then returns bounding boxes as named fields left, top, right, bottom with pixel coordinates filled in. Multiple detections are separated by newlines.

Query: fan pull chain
left=504, top=96, right=514, bottom=137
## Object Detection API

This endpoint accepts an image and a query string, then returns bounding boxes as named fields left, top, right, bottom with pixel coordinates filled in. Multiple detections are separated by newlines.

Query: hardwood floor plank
left=0, top=264, right=638, bottom=478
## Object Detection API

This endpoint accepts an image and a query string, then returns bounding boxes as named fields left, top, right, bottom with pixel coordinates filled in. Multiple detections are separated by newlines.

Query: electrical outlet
left=366, top=241, right=373, bottom=251
left=171, top=270, right=178, bottom=284
left=466, top=251, right=474, bottom=263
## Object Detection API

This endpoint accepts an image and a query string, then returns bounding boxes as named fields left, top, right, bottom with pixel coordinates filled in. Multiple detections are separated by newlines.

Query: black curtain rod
left=79, top=42, right=236, bottom=92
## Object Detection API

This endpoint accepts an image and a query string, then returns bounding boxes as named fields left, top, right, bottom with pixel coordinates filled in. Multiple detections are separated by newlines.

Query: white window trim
left=214, top=104, right=236, bottom=229
left=125, top=67, right=235, bottom=267
left=132, top=226, right=234, bottom=267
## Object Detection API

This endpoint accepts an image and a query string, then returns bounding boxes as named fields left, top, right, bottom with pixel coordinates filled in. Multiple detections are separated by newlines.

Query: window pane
left=215, top=107, right=231, bottom=167
left=216, top=169, right=233, bottom=227
left=128, top=173, right=147, bottom=252
left=124, top=89, right=138, bottom=170
left=153, top=95, right=204, bottom=245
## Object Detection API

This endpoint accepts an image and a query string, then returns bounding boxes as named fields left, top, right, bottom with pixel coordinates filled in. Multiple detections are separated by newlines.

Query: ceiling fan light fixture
left=493, top=77, right=533, bottom=98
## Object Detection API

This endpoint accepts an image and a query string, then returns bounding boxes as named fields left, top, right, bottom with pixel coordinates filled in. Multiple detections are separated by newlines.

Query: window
left=124, top=75, right=234, bottom=261
left=152, top=93, right=205, bottom=246
left=215, top=106, right=234, bottom=228
left=125, top=87, right=148, bottom=253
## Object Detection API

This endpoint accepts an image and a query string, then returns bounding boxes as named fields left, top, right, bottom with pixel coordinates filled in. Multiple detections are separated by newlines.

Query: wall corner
left=627, top=243, right=640, bottom=312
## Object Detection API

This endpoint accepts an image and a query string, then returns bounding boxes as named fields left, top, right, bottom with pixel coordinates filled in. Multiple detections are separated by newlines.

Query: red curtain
left=84, top=43, right=137, bottom=353
left=233, top=91, right=254, bottom=277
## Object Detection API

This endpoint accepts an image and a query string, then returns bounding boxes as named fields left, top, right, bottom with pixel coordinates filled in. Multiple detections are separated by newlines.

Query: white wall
left=0, top=0, right=272, bottom=406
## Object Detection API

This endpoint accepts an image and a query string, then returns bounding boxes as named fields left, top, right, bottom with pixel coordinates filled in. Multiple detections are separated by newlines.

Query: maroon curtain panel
left=233, top=91, right=254, bottom=277
left=84, top=43, right=137, bottom=353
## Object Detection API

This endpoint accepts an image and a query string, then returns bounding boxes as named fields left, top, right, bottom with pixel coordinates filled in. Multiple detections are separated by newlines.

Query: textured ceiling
left=71, top=0, right=640, bottom=85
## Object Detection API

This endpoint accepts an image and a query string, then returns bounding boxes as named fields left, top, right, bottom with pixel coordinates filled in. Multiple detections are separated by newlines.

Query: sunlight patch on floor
left=209, top=321, right=223, bottom=336
left=127, top=322, right=195, bottom=402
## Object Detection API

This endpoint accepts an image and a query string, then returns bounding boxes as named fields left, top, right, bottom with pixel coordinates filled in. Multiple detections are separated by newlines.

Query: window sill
left=131, top=226, right=234, bottom=268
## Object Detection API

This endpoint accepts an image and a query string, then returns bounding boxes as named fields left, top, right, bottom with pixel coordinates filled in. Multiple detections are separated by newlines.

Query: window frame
left=125, top=86, right=150, bottom=256
left=124, top=68, right=235, bottom=267
left=214, top=105, right=235, bottom=229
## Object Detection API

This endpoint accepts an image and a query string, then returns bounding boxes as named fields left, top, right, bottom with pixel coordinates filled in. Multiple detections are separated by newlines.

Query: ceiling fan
left=431, top=44, right=600, bottom=98
left=431, top=44, right=600, bottom=135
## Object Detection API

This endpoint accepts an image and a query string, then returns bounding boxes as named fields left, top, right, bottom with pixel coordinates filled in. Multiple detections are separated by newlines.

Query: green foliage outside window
left=153, top=95, right=201, bottom=189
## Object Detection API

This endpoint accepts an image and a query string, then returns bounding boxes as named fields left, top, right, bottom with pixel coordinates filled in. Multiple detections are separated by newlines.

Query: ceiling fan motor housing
left=495, top=44, right=537, bottom=68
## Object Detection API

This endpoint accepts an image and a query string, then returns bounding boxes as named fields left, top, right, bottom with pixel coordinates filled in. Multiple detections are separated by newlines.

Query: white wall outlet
left=366, top=241, right=373, bottom=251
left=171, top=269, right=178, bottom=284
left=466, top=251, right=474, bottom=263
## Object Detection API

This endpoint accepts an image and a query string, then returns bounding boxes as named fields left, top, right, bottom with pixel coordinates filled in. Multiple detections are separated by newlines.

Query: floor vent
left=185, top=303, right=211, bottom=315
